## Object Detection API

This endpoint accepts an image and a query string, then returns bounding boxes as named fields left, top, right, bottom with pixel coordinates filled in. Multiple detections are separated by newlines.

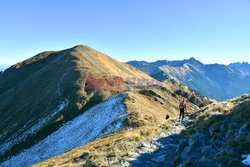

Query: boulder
left=177, top=139, right=188, bottom=152
left=201, top=145, right=215, bottom=155
left=210, top=138, right=224, bottom=147
left=226, top=130, right=235, bottom=139
left=227, top=159, right=242, bottom=167
left=225, top=147, right=240, bottom=156
left=239, top=123, right=250, bottom=135
left=189, top=132, right=206, bottom=146
left=152, top=155, right=166, bottom=163
left=73, top=151, right=89, bottom=162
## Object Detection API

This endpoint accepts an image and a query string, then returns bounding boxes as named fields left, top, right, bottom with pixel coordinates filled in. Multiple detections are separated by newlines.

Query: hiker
left=179, top=99, right=187, bottom=121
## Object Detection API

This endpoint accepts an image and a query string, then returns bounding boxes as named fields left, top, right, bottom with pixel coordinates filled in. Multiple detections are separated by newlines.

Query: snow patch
left=1, top=94, right=127, bottom=167
left=57, top=99, right=69, bottom=111
left=0, top=99, right=69, bottom=156
left=242, top=154, right=250, bottom=166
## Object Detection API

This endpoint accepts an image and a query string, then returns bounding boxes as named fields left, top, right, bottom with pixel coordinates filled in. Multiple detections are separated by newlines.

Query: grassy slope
left=34, top=87, right=206, bottom=167
left=0, top=45, right=210, bottom=166
left=0, top=45, right=152, bottom=162
left=33, top=47, right=212, bottom=167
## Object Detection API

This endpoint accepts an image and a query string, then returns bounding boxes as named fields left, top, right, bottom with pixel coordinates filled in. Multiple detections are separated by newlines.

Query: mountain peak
left=151, top=60, right=169, bottom=67
left=187, top=57, right=202, bottom=64
left=189, top=57, right=196, bottom=61
left=230, top=61, right=250, bottom=65
left=183, top=57, right=204, bottom=67
left=229, top=61, right=250, bottom=76
left=72, top=45, right=90, bottom=50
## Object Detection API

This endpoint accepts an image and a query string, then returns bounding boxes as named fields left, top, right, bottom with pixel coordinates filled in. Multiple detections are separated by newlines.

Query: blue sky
left=0, top=0, right=250, bottom=65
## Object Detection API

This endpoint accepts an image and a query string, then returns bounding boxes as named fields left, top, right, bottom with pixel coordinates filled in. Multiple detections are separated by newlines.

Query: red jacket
left=179, top=102, right=187, bottom=111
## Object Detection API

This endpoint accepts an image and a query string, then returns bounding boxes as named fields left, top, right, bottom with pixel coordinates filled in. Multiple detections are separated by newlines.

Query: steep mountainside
left=0, top=46, right=209, bottom=166
left=127, top=58, right=250, bottom=100
left=229, top=62, right=250, bottom=76
left=175, top=94, right=250, bottom=166
left=0, top=45, right=151, bottom=165
left=125, top=61, right=167, bottom=82
left=1, top=94, right=128, bottom=166
left=35, top=92, right=250, bottom=167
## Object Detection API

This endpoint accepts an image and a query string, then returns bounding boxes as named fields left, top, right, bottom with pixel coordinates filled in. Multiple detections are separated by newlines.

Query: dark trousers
left=179, top=108, right=185, bottom=121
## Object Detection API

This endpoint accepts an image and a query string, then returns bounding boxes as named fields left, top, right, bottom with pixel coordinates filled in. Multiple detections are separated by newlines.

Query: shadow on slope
left=174, top=96, right=250, bottom=166
left=130, top=133, right=181, bottom=167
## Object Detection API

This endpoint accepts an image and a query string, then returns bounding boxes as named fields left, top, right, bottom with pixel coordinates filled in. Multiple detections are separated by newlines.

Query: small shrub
left=134, top=136, right=141, bottom=142
left=173, top=157, right=182, bottom=166
left=183, top=128, right=195, bottom=138
left=226, top=138, right=239, bottom=148
left=214, top=132, right=222, bottom=137
left=239, top=134, right=250, bottom=153
left=216, top=107, right=228, bottom=113
left=227, top=122, right=237, bottom=130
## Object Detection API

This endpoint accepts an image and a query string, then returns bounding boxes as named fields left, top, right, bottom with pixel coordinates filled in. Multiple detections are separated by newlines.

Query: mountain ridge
left=35, top=93, right=250, bottom=167
left=127, top=58, right=250, bottom=100
left=0, top=45, right=209, bottom=166
left=229, top=62, right=250, bottom=76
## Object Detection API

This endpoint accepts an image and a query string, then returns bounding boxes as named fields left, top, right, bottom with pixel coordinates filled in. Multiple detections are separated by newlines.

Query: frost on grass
left=242, top=154, right=250, bottom=166
left=0, top=99, right=69, bottom=156
left=1, top=94, right=127, bottom=167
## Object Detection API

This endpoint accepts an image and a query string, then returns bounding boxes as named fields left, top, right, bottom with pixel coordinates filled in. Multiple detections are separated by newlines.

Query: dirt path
left=118, top=116, right=191, bottom=167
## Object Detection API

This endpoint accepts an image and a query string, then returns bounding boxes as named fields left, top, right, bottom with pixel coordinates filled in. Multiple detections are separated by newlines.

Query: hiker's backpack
left=180, top=102, right=185, bottom=109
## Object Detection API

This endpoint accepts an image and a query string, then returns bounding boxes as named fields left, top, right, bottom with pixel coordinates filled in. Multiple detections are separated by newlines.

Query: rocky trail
left=118, top=96, right=250, bottom=167
left=118, top=116, right=193, bottom=167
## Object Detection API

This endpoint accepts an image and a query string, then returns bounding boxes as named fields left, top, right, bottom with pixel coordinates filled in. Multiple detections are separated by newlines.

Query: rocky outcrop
left=174, top=89, right=206, bottom=107
left=106, top=95, right=250, bottom=167
left=175, top=95, right=250, bottom=167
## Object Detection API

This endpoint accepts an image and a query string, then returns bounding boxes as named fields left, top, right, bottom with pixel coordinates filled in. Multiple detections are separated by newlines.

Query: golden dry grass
left=1, top=45, right=201, bottom=167
left=34, top=87, right=200, bottom=167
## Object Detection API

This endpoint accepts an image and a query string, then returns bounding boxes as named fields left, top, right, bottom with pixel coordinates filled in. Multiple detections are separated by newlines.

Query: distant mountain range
left=127, top=58, right=250, bottom=100
left=229, top=62, right=250, bottom=76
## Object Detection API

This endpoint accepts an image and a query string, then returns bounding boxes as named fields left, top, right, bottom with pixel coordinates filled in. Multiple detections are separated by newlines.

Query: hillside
left=127, top=58, right=250, bottom=100
left=33, top=89, right=208, bottom=167
left=0, top=46, right=209, bottom=166
left=175, top=94, right=250, bottom=166
left=34, top=93, right=250, bottom=167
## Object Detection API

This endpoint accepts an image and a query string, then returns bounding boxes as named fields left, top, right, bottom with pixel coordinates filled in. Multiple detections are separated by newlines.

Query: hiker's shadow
left=129, top=133, right=182, bottom=167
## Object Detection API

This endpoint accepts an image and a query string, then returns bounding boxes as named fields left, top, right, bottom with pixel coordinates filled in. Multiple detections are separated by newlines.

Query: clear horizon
left=1, top=53, right=249, bottom=67
left=0, top=0, right=250, bottom=65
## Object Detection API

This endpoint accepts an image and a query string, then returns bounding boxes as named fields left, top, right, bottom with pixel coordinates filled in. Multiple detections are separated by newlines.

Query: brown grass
left=34, top=87, right=198, bottom=167
left=0, top=45, right=205, bottom=166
